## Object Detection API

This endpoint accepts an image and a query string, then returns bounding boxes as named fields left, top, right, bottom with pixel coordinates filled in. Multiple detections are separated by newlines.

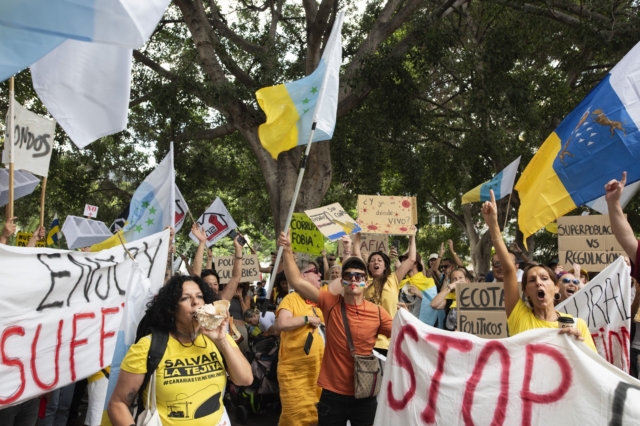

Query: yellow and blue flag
left=256, top=12, right=344, bottom=159
left=516, top=41, right=640, bottom=242
left=462, top=157, right=521, bottom=204
left=46, top=213, right=61, bottom=246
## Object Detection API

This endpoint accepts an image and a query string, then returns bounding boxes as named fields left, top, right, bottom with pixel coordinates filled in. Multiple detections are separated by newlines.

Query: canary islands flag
left=516, top=41, right=640, bottom=242
left=91, top=145, right=175, bottom=251
left=256, top=12, right=344, bottom=159
left=462, top=157, right=521, bottom=204
left=46, top=213, right=61, bottom=246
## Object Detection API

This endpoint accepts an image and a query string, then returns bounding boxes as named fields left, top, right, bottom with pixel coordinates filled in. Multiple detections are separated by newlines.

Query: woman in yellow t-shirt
left=481, top=191, right=596, bottom=351
left=107, top=276, right=253, bottom=426
left=353, top=233, right=416, bottom=356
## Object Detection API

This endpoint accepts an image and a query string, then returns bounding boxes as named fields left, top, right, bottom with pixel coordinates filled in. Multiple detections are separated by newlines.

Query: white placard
left=84, top=204, right=99, bottom=218
left=189, top=197, right=237, bottom=248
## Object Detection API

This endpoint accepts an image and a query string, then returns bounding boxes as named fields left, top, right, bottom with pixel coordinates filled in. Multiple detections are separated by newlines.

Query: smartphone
left=303, top=332, right=313, bottom=355
left=228, top=229, right=247, bottom=246
left=392, top=240, right=400, bottom=251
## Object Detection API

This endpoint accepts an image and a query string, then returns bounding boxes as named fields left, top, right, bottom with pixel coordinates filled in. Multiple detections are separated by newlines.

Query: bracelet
left=304, top=316, right=308, bottom=324
left=344, top=251, right=351, bottom=255
left=235, top=256, right=243, bottom=259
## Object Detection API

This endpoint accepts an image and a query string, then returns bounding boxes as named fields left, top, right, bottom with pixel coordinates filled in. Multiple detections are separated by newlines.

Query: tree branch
left=174, top=123, right=237, bottom=142
left=209, top=0, right=268, bottom=55
left=133, top=50, right=176, bottom=81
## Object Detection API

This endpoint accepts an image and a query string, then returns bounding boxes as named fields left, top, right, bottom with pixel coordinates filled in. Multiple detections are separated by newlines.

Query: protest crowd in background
left=2, top=1, right=640, bottom=426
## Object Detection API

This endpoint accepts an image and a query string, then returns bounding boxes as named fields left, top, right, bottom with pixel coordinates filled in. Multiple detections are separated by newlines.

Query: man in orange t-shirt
left=278, top=231, right=393, bottom=426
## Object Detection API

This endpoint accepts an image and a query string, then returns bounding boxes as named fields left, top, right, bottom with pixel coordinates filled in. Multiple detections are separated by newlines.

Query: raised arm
left=277, top=231, right=320, bottom=303
left=180, top=253, right=194, bottom=276
left=448, top=239, right=464, bottom=267
left=431, top=282, right=452, bottom=310
left=482, top=190, right=519, bottom=317
left=322, top=249, right=330, bottom=280
left=191, top=223, right=207, bottom=277
left=219, top=235, right=244, bottom=302
left=395, top=235, right=416, bottom=281
left=351, top=232, right=362, bottom=260
left=27, top=225, right=45, bottom=247
left=605, top=172, right=638, bottom=261
left=0, top=217, right=16, bottom=245
left=205, top=247, right=213, bottom=270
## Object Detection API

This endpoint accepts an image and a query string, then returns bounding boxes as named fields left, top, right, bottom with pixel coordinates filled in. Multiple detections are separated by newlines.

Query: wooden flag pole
left=6, top=77, right=15, bottom=221
left=39, top=177, right=47, bottom=237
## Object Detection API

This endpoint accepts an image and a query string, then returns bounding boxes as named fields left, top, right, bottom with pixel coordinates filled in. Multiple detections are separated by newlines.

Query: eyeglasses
left=302, top=267, right=320, bottom=275
left=561, top=278, right=580, bottom=285
left=492, top=261, right=501, bottom=268
left=342, top=272, right=367, bottom=281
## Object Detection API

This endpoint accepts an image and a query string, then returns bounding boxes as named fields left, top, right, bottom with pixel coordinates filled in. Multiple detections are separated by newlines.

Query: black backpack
left=133, top=318, right=169, bottom=416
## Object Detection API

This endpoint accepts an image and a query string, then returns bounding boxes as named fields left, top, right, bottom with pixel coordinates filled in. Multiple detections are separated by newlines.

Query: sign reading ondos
left=456, top=281, right=507, bottom=338
left=557, top=215, right=626, bottom=271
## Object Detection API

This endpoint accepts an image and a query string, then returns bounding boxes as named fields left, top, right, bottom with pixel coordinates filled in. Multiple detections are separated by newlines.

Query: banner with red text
left=375, top=309, right=640, bottom=425
left=0, top=229, right=170, bottom=408
left=556, top=256, right=631, bottom=373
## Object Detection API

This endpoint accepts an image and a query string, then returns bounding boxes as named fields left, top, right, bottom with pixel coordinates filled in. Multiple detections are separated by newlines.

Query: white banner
left=375, top=309, right=640, bottom=425
left=189, top=197, right=237, bottom=247
left=556, top=256, right=632, bottom=372
left=0, top=229, right=170, bottom=408
left=2, top=100, right=56, bottom=177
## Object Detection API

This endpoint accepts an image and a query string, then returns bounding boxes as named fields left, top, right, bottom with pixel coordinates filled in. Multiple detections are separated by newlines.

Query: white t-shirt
left=259, top=311, right=276, bottom=333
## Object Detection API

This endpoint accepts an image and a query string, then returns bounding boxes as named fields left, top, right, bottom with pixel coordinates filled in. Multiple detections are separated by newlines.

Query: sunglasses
left=561, top=278, right=580, bottom=285
left=342, top=272, right=367, bottom=281
left=328, top=258, right=336, bottom=262
left=302, top=267, right=320, bottom=275
left=492, top=261, right=501, bottom=268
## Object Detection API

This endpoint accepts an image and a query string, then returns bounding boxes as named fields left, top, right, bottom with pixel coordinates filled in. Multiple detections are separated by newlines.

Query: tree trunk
left=462, top=204, right=493, bottom=275
left=239, top=126, right=332, bottom=236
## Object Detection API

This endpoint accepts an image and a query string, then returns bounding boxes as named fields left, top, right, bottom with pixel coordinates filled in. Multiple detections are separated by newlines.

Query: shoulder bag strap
left=340, top=300, right=356, bottom=356
left=136, top=326, right=168, bottom=414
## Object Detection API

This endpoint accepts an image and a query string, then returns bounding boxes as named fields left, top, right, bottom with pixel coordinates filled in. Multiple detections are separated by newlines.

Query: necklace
left=534, top=311, right=559, bottom=322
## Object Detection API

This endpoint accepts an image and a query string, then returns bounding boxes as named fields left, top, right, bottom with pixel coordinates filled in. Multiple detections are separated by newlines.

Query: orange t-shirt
left=316, top=291, right=393, bottom=396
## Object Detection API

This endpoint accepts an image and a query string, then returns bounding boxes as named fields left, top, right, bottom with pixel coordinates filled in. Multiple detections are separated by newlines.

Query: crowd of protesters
left=2, top=173, right=640, bottom=426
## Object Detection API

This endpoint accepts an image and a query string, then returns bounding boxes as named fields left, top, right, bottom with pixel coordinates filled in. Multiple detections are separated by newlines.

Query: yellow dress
left=276, top=292, right=325, bottom=426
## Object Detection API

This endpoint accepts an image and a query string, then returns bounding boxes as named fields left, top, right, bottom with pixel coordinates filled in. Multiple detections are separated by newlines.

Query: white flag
left=189, top=197, right=237, bottom=247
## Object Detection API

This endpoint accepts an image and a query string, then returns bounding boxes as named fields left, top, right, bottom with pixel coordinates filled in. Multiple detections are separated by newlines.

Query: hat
left=342, top=257, right=367, bottom=273
left=571, top=268, right=589, bottom=279
left=429, top=253, right=438, bottom=260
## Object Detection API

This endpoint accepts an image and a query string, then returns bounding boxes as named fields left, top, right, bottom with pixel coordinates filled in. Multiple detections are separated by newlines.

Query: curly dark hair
left=201, top=269, right=220, bottom=284
left=144, top=275, right=218, bottom=331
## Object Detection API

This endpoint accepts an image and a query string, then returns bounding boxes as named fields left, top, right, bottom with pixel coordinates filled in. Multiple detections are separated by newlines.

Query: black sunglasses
left=342, top=272, right=366, bottom=281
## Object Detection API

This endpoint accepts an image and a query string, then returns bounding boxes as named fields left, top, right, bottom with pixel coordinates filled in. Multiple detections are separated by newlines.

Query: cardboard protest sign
left=2, top=100, right=56, bottom=177
left=304, top=203, right=361, bottom=241
left=456, top=282, right=508, bottom=338
left=189, top=197, right=237, bottom=247
left=374, top=309, right=640, bottom=425
left=0, top=229, right=170, bottom=408
left=337, top=234, right=389, bottom=257
left=290, top=213, right=324, bottom=256
left=357, top=195, right=417, bottom=235
left=556, top=257, right=631, bottom=373
left=214, top=255, right=260, bottom=284
left=557, top=215, right=626, bottom=271
left=15, top=232, right=45, bottom=248
left=84, top=204, right=99, bottom=218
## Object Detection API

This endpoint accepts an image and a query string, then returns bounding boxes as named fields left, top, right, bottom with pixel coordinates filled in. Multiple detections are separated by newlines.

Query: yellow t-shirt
left=87, top=366, right=110, bottom=383
left=121, top=333, right=237, bottom=425
left=365, top=274, right=399, bottom=350
left=508, top=299, right=597, bottom=352
left=276, top=292, right=325, bottom=362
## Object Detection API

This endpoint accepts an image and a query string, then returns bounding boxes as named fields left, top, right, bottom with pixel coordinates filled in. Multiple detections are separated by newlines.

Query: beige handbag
left=340, top=300, right=382, bottom=399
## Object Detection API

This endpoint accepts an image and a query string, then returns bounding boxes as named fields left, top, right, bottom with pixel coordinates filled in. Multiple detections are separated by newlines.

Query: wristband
left=235, top=256, right=243, bottom=259
left=304, top=316, right=308, bottom=324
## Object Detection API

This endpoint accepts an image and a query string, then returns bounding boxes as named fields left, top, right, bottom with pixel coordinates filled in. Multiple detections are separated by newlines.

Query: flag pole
left=39, top=177, right=47, bottom=237
left=503, top=191, right=513, bottom=231
left=170, top=143, right=176, bottom=275
left=6, top=77, right=15, bottom=222
left=262, top=123, right=317, bottom=314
